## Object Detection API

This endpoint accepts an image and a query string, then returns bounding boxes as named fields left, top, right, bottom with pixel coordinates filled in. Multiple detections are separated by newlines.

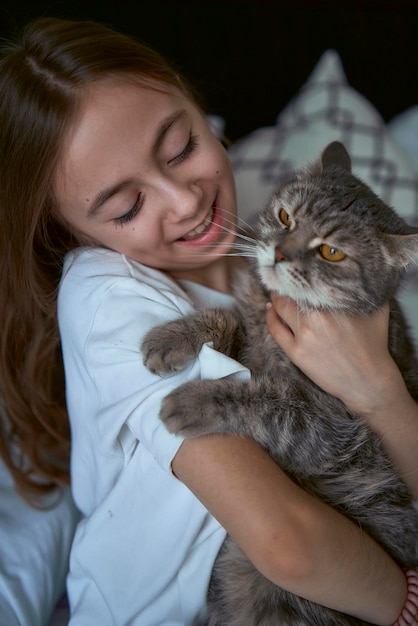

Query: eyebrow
left=86, top=108, right=187, bottom=219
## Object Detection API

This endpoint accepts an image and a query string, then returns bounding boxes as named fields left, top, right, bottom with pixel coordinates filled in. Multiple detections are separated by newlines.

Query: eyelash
left=114, top=193, right=143, bottom=226
left=169, top=133, right=199, bottom=165
left=114, top=133, right=199, bottom=226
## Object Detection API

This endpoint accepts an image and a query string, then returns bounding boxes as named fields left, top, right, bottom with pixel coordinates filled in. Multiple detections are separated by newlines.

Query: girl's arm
left=173, top=434, right=407, bottom=625
left=266, top=296, right=418, bottom=500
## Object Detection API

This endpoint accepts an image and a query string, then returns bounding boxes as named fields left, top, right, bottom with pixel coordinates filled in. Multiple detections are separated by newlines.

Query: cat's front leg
left=159, top=378, right=251, bottom=437
left=142, top=308, right=243, bottom=376
left=142, top=318, right=206, bottom=376
left=159, top=377, right=281, bottom=445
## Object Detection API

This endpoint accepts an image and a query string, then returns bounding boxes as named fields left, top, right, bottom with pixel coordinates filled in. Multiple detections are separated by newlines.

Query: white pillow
left=230, top=49, right=418, bottom=225
left=387, top=105, right=418, bottom=172
left=0, top=457, right=79, bottom=626
left=229, top=49, right=418, bottom=345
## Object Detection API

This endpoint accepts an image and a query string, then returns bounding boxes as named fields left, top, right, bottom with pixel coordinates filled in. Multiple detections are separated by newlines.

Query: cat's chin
left=258, top=266, right=279, bottom=289
left=258, top=267, right=293, bottom=300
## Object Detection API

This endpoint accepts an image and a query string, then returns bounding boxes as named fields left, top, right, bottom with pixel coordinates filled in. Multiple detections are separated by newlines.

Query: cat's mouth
left=256, top=243, right=300, bottom=298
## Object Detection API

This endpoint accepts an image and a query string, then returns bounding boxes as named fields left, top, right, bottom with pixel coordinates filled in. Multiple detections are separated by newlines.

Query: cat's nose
left=275, top=247, right=287, bottom=263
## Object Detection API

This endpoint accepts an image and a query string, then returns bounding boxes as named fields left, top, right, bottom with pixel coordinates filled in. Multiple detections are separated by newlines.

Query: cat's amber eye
left=278, top=208, right=292, bottom=227
left=319, top=244, right=346, bottom=262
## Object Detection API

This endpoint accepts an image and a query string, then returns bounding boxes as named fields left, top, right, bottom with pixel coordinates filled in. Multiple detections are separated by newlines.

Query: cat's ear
left=320, top=141, right=352, bottom=173
left=383, top=232, right=418, bottom=268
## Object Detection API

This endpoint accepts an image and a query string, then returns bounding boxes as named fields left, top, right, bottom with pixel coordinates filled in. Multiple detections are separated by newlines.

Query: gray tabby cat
left=141, top=141, right=418, bottom=625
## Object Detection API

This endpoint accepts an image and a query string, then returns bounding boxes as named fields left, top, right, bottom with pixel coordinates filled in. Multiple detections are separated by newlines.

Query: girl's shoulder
left=60, top=247, right=238, bottom=311
left=61, top=246, right=170, bottom=286
left=60, top=246, right=189, bottom=303
left=57, top=247, right=197, bottom=331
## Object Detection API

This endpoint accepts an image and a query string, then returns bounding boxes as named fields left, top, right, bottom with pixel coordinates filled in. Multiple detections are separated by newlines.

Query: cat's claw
left=141, top=324, right=202, bottom=376
left=159, top=387, right=211, bottom=437
left=142, top=347, right=187, bottom=377
left=141, top=335, right=193, bottom=377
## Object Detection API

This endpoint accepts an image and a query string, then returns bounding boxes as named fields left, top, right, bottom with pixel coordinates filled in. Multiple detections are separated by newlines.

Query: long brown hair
left=0, top=17, right=197, bottom=503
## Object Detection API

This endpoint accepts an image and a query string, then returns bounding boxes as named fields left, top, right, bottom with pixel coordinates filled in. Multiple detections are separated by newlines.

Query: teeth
left=183, top=210, right=213, bottom=239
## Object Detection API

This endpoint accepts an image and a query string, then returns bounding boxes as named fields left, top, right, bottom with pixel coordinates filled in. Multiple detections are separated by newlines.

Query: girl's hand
left=265, top=294, right=408, bottom=418
left=266, top=294, right=418, bottom=500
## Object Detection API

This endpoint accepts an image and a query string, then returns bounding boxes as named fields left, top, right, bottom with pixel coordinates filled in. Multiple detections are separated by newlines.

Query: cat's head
left=255, top=141, right=418, bottom=313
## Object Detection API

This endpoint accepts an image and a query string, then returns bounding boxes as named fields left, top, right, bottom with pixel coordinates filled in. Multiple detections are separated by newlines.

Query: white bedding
left=0, top=457, right=79, bottom=626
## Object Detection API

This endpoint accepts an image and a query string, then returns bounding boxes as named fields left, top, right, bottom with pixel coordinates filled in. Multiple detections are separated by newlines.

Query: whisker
left=221, top=207, right=258, bottom=234
left=215, top=242, right=257, bottom=256
left=200, top=245, right=258, bottom=258
left=237, top=214, right=258, bottom=232
left=229, top=241, right=257, bottom=248
left=217, top=252, right=258, bottom=257
left=212, top=220, right=258, bottom=245
left=216, top=207, right=258, bottom=238
left=221, top=213, right=257, bottom=235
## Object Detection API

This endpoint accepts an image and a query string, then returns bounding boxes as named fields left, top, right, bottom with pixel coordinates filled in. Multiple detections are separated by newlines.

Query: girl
left=1, top=17, right=417, bottom=625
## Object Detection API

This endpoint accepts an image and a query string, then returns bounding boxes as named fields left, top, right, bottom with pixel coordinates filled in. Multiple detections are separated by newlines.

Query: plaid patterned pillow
left=230, top=49, right=418, bottom=226
left=229, top=50, right=418, bottom=345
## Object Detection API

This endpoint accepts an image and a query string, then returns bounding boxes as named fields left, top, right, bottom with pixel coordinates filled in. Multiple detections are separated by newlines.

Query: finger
left=266, top=301, right=295, bottom=349
left=269, top=293, right=300, bottom=332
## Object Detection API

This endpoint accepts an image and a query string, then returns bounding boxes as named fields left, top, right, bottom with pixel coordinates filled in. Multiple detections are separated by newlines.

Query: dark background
left=1, top=0, right=417, bottom=142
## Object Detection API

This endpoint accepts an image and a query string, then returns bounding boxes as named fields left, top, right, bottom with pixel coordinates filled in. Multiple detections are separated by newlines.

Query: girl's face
left=55, top=79, right=237, bottom=282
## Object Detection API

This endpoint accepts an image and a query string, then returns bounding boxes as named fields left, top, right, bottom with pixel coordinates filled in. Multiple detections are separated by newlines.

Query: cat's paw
left=141, top=324, right=201, bottom=376
left=142, top=341, right=187, bottom=377
left=159, top=382, right=216, bottom=437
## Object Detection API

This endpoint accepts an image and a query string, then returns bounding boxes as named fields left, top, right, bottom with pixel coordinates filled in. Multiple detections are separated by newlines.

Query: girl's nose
left=162, top=180, right=202, bottom=222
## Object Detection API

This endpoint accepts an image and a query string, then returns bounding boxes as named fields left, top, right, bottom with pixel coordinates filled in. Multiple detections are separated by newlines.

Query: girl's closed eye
left=169, top=133, right=199, bottom=166
left=114, top=193, right=143, bottom=227
left=112, top=133, right=198, bottom=227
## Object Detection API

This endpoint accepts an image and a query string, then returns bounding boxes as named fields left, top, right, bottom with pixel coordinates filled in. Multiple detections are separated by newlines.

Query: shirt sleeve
left=89, top=280, right=249, bottom=470
left=60, top=268, right=250, bottom=477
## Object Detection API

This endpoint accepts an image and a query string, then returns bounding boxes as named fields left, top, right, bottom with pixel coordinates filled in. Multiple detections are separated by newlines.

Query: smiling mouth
left=179, top=208, right=214, bottom=241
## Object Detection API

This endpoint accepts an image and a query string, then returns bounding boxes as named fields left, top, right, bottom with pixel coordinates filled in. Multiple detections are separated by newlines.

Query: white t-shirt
left=58, top=247, right=250, bottom=626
